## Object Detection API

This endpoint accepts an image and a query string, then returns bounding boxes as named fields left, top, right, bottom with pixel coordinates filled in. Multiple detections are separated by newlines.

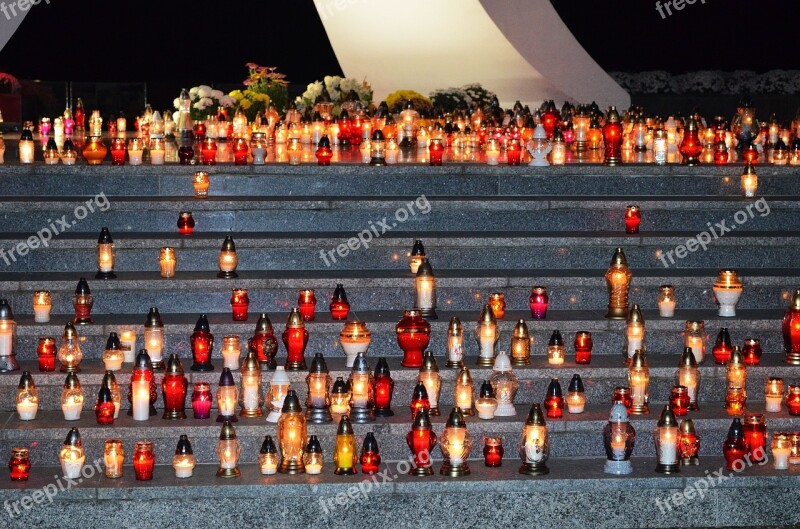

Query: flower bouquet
left=430, top=83, right=496, bottom=113
left=229, top=63, right=289, bottom=121
left=295, top=75, right=373, bottom=115
left=173, top=85, right=236, bottom=122
left=384, top=90, right=433, bottom=114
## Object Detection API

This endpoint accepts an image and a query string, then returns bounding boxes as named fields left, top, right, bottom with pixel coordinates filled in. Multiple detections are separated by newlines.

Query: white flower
left=189, top=87, right=199, bottom=99
left=218, top=95, right=236, bottom=108
left=197, top=85, right=213, bottom=98
left=210, top=89, right=224, bottom=100
left=173, top=97, right=181, bottom=110
left=193, top=97, right=213, bottom=110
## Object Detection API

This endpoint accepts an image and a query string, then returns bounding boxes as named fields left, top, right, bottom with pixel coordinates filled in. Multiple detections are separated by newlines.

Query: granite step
left=3, top=309, right=789, bottom=362
left=2, top=354, right=793, bottom=414
left=0, top=196, right=790, bottom=233
left=0, top=231, right=798, bottom=272
left=1, top=402, right=796, bottom=465
left=0, top=269, right=796, bottom=315
left=1, top=163, right=799, bottom=197
left=0, top=457, right=795, bottom=529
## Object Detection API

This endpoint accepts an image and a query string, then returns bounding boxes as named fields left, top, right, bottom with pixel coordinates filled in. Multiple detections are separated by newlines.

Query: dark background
left=0, top=0, right=797, bottom=118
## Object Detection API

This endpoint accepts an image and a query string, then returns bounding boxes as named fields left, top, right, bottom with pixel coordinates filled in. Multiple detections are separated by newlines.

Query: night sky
left=0, top=0, right=798, bottom=111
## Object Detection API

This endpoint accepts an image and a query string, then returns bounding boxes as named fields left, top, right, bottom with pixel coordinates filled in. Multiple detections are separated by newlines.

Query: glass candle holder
left=83, top=136, right=107, bottom=165
left=669, top=386, right=690, bottom=416
left=33, top=291, right=52, bottom=323
left=177, top=212, right=195, bottom=235
left=786, top=384, right=800, bottom=415
left=201, top=138, right=218, bottom=165
left=612, top=386, right=633, bottom=413
left=429, top=138, right=444, bottom=166
left=773, top=432, right=792, bottom=470
left=298, top=289, right=316, bottom=321
left=133, top=441, right=155, bottom=481
left=765, top=377, right=784, bottom=413
left=657, top=285, right=676, bottom=317
left=712, top=327, right=733, bottom=365
left=625, top=205, right=641, bottom=234
left=192, top=382, right=213, bottom=420
left=110, top=138, right=127, bottom=165
left=742, top=338, right=762, bottom=366
left=9, top=448, right=31, bottom=481
left=103, top=439, right=124, bottom=479
left=221, top=335, right=241, bottom=370
left=489, top=293, right=506, bottom=320
left=483, top=436, right=504, bottom=467
left=574, top=331, right=593, bottom=364
left=742, top=413, right=767, bottom=463
left=159, top=247, right=177, bottom=278
left=37, top=336, right=56, bottom=371
left=128, top=138, right=144, bottom=165
left=193, top=171, right=210, bottom=199
left=149, top=138, right=165, bottom=165
left=726, top=386, right=747, bottom=416
left=529, top=287, right=549, bottom=319
left=231, top=289, right=249, bottom=321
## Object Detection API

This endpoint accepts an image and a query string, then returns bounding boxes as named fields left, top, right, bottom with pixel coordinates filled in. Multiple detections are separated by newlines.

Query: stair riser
left=4, top=243, right=800, bottom=272
left=2, top=165, right=799, bottom=196
left=0, top=207, right=790, bottom=234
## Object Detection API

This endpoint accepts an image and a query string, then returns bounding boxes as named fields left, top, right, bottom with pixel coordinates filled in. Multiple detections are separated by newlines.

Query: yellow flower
left=229, top=90, right=244, bottom=100
left=240, top=99, right=252, bottom=110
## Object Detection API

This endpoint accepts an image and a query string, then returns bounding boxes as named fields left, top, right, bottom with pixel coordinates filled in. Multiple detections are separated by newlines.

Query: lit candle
left=60, top=447, right=85, bottom=480
left=773, top=433, right=791, bottom=470
left=765, top=377, right=784, bottom=413
left=193, top=171, right=210, bottom=199
left=149, top=138, right=165, bottom=165
left=132, top=379, right=150, bottom=421
left=61, top=394, right=83, bottom=421
left=17, top=396, right=38, bottom=421
left=118, top=329, right=137, bottom=363
left=610, top=432, right=627, bottom=459
left=159, top=247, right=176, bottom=278
left=221, top=335, right=241, bottom=370
left=173, top=455, right=196, bottom=478
left=658, top=428, right=677, bottom=465
left=485, top=139, right=500, bottom=166
left=33, top=290, right=52, bottom=323
left=657, top=285, right=676, bottom=317
left=127, top=139, right=144, bottom=165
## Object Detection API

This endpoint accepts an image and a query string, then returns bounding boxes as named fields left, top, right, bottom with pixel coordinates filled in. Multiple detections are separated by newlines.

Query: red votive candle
left=133, top=441, right=155, bottom=481
left=37, top=337, right=56, bottom=372
left=625, top=205, right=641, bottom=234
left=483, top=437, right=504, bottom=467
left=298, top=289, right=316, bottom=321
left=429, top=138, right=444, bottom=166
left=9, top=448, right=30, bottom=481
left=669, top=385, right=690, bottom=417
left=529, top=286, right=549, bottom=319
left=741, top=338, right=762, bottom=366
left=177, top=211, right=195, bottom=235
left=574, top=331, right=593, bottom=365
left=506, top=138, right=522, bottom=166
left=231, top=289, right=249, bottom=321
left=233, top=138, right=248, bottom=165
left=192, top=382, right=212, bottom=419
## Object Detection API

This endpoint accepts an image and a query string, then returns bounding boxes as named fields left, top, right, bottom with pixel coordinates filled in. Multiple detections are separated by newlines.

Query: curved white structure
left=316, top=0, right=629, bottom=108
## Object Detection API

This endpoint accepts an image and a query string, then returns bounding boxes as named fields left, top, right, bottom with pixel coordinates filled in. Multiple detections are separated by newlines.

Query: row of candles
left=7, top=399, right=800, bottom=485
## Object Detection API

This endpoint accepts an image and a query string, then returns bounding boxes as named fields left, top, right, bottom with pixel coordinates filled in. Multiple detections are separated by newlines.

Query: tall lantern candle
left=217, top=236, right=238, bottom=278
left=475, top=304, right=499, bottom=367
left=333, top=416, right=358, bottom=475
left=331, top=376, right=350, bottom=416
left=102, top=371, right=122, bottom=419
left=407, top=409, right=438, bottom=476
left=726, top=347, right=747, bottom=391
left=278, top=390, right=307, bottom=474
left=373, top=357, right=395, bottom=417
left=679, top=419, right=701, bottom=466
left=58, top=322, right=82, bottom=373
left=72, top=278, right=93, bottom=325
left=216, top=368, right=238, bottom=423
left=409, top=239, right=425, bottom=274
left=602, top=106, right=623, bottom=166
left=676, top=347, right=701, bottom=410
left=454, top=366, right=475, bottom=415
left=143, top=307, right=165, bottom=369
left=16, top=371, right=38, bottom=421
left=519, top=404, right=550, bottom=475
left=59, top=428, right=85, bottom=480
left=128, top=349, right=157, bottom=419
left=603, top=403, right=635, bottom=474
left=252, top=313, right=278, bottom=370
left=543, top=378, right=565, bottom=419
left=239, top=350, right=263, bottom=417
left=783, top=289, right=800, bottom=364
left=628, top=351, right=650, bottom=415
left=102, top=332, right=124, bottom=371
left=510, top=320, right=531, bottom=366
left=61, top=372, right=84, bottom=421
left=490, top=351, right=519, bottom=416
left=305, top=353, right=333, bottom=423
left=94, top=228, right=117, bottom=279
left=446, top=317, right=464, bottom=368
left=0, top=299, right=17, bottom=372
left=348, top=353, right=375, bottom=423
left=283, top=308, right=309, bottom=371
left=417, top=351, right=442, bottom=416
left=266, top=366, right=290, bottom=423
left=95, top=383, right=115, bottom=424
left=329, top=283, right=350, bottom=320
left=161, top=353, right=188, bottom=419
left=173, top=435, right=196, bottom=478
left=567, top=374, right=587, bottom=414
left=415, top=258, right=437, bottom=319
left=605, top=248, right=632, bottom=319
left=440, top=407, right=472, bottom=476
left=741, top=162, right=758, bottom=198
left=684, top=320, right=706, bottom=364
left=216, top=422, right=241, bottom=478
left=654, top=406, right=680, bottom=474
